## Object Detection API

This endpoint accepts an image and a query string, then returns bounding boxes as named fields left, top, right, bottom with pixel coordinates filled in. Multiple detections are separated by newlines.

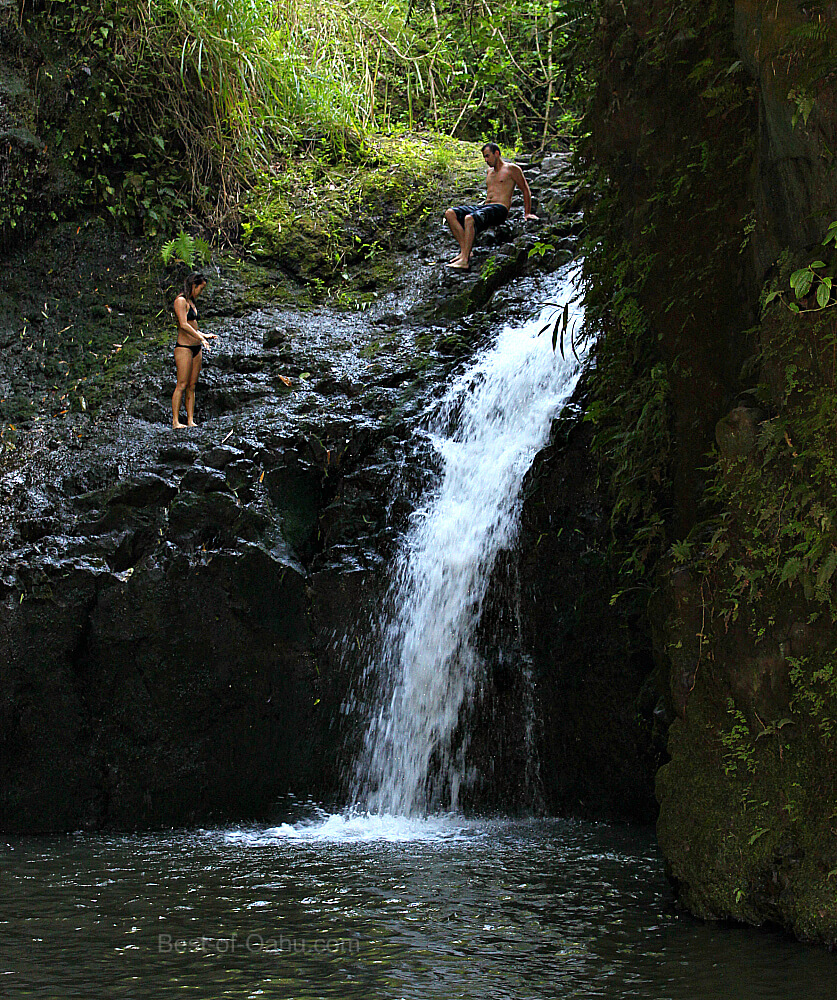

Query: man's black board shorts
left=450, top=203, right=509, bottom=234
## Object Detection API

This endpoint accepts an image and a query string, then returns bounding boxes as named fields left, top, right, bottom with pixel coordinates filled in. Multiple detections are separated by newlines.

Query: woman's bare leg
left=172, top=347, right=193, bottom=427
left=185, top=351, right=202, bottom=426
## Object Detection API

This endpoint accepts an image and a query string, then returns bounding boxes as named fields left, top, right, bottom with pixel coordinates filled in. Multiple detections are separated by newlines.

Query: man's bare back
left=444, top=142, right=538, bottom=269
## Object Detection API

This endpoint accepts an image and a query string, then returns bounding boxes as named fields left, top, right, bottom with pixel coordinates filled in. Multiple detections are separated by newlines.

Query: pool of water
left=1, top=813, right=832, bottom=999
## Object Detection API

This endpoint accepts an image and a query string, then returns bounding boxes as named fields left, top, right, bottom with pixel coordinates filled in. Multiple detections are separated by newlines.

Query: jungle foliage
left=19, top=0, right=595, bottom=232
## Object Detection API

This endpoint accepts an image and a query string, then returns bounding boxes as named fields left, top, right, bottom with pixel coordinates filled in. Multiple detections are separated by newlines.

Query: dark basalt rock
left=158, top=442, right=200, bottom=465
left=179, top=466, right=231, bottom=495
left=263, top=328, right=287, bottom=349
left=715, top=404, right=765, bottom=462
left=203, top=445, right=243, bottom=470
left=18, top=516, right=59, bottom=543
left=108, top=474, right=178, bottom=508
left=167, top=492, right=254, bottom=546
left=225, top=458, right=256, bottom=492
left=489, top=391, right=659, bottom=821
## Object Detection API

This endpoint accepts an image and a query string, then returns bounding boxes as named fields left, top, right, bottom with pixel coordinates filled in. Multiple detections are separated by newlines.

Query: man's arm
left=510, top=163, right=538, bottom=220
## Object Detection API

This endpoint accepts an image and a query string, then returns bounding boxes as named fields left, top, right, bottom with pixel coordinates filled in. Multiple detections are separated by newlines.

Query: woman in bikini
left=171, top=272, right=217, bottom=428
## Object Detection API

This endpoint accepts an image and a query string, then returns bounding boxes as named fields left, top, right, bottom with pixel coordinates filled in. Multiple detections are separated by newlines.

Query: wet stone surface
left=0, top=154, right=586, bottom=832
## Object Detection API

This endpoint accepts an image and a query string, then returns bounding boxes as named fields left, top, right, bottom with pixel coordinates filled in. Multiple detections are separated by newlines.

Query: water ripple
left=1, top=818, right=832, bottom=1000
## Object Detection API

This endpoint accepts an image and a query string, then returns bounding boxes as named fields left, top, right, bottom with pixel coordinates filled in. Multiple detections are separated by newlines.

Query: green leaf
left=195, top=237, right=211, bottom=264
left=790, top=268, right=813, bottom=298
left=817, top=549, right=837, bottom=588
left=817, top=280, right=830, bottom=309
left=553, top=302, right=568, bottom=356
left=780, top=557, right=803, bottom=585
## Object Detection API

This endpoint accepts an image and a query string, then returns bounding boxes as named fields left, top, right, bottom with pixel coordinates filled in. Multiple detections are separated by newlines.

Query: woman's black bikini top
left=177, top=295, right=197, bottom=322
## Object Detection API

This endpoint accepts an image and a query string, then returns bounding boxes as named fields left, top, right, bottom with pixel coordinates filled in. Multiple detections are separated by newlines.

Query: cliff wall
left=582, top=0, right=837, bottom=944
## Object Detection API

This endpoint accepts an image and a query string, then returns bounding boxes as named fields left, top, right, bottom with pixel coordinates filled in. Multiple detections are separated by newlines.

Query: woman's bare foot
left=172, top=421, right=186, bottom=429
left=186, top=420, right=197, bottom=427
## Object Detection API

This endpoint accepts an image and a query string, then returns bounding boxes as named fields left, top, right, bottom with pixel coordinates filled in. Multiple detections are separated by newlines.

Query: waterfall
left=353, top=270, right=585, bottom=816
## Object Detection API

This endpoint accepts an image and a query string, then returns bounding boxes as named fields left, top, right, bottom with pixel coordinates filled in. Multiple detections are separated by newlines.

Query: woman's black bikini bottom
left=175, top=341, right=202, bottom=357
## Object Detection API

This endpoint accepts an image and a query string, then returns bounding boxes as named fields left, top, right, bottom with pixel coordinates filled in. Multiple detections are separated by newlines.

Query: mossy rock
left=244, top=206, right=333, bottom=276
left=0, top=393, right=36, bottom=422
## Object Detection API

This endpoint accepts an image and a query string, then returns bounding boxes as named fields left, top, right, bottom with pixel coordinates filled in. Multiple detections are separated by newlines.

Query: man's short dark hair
left=481, top=142, right=501, bottom=154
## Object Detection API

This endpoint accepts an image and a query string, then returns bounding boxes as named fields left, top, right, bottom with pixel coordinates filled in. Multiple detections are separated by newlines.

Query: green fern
left=161, top=232, right=210, bottom=268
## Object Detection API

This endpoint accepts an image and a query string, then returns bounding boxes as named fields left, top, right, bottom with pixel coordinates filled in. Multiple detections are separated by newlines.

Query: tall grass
left=37, top=0, right=592, bottom=222
left=103, top=0, right=426, bottom=211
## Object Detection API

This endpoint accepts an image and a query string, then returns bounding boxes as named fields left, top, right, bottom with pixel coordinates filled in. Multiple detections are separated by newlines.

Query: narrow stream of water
left=354, top=270, right=585, bottom=814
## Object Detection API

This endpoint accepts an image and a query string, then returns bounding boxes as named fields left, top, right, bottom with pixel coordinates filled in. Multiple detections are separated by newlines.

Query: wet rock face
left=0, top=400, right=390, bottom=830
left=0, top=1, right=50, bottom=248
left=1, top=550, right=315, bottom=831
left=0, top=154, right=588, bottom=832
left=734, top=1, right=837, bottom=274
left=512, top=400, right=661, bottom=822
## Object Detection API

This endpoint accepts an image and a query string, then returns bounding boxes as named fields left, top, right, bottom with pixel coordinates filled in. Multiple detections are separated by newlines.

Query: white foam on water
left=225, top=811, right=475, bottom=845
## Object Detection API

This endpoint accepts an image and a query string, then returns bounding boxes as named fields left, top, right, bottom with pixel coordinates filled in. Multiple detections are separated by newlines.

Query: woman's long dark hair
left=183, top=272, right=206, bottom=300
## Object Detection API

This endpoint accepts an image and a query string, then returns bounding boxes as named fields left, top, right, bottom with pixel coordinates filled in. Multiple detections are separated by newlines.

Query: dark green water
left=1, top=814, right=833, bottom=998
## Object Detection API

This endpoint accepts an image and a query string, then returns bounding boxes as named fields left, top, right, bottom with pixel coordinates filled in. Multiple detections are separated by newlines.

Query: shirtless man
left=444, top=142, right=538, bottom=270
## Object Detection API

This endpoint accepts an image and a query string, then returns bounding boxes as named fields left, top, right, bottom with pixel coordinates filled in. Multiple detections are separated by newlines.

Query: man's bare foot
left=187, top=420, right=197, bottom=427
left=172, top=421, right=186, bottom=429
left=446, top=260, right=470, bottom=271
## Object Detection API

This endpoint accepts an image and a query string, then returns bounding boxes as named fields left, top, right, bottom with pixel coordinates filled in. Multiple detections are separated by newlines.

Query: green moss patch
left=240, top=132, right=483, bottom=284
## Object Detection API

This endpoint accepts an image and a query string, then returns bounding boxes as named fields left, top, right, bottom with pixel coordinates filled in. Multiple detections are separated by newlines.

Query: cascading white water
left=354, top=269, right=586, bottom=817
